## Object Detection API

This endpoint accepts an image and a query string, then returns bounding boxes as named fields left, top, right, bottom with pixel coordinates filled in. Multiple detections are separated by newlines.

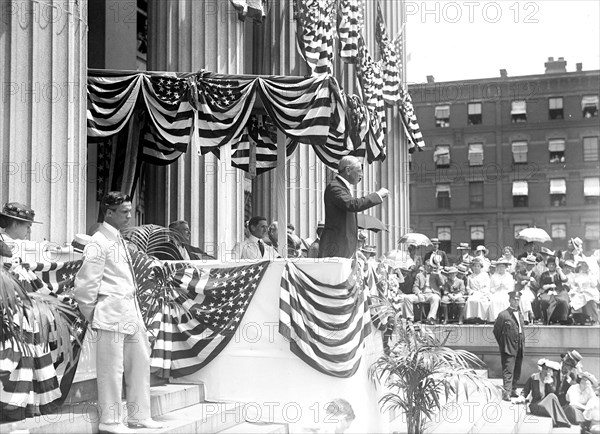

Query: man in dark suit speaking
left=318, top=156, right=389, bottom=258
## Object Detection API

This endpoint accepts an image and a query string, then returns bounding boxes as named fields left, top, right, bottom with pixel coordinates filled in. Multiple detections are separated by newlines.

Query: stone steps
left=218, top=421, right=289, bottom=433
left=1, top=381, right=288, bottom=434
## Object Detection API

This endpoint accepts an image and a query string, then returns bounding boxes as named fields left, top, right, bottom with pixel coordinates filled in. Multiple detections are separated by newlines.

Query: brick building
left=408, top=59, right=600, bottom=259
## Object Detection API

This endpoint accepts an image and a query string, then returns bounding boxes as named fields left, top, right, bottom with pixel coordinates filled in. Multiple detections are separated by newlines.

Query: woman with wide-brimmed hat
left=539, top=255, right=570, bottom=325
left=564, top=371, right=598, bottom=427
left=0, top=202, right=42, bottom=262
left=464, top=258, right=491, bottom=323
left=487, top=258, right=515, bottom=322
left=520, top=359, right=571, bottom=428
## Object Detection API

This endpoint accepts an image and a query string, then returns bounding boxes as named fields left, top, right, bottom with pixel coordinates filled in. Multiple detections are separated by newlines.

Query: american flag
left=375, top=0, right=401, bottom=105
left=279, top=261, right=372, bottom=378
left=296, top=0, right=336, bottom=75
left=355, top=37, right=386, bottom=162
left=399, top=86, right=425, bottom=153
left=87, top=72, right=195, bottom=165
left=28, top=260, right=84, bottom=295
left=96, top=139, right=113, bottom=200
left=338, top=0, right=360, bottom=62
left=195, top=73, right=257, bottom=155
left=147, top=261, right=270, bottom=379
left=231, top=115, right=298, bottom=175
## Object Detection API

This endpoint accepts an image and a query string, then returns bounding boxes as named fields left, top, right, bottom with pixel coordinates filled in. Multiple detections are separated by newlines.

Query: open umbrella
left=398, top=233, right=432, bottom=247
left=516, top=227, right=552, bottom=243
left=357, top=214, right=387, bottom=232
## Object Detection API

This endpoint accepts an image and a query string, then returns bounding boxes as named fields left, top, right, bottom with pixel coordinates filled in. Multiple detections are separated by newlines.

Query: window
left=512, top=181, right=529, bottom=207
left=583, top=137, right=599, bottom=161
left=433, top=145, right=450, bottom=167
left=550, top=179, right=567, bottom=207
left=470, top=226, right=485, bottom=251
left=512, top=141, right=528, bottom=163
left=436, top=184, right=451, bottom=209
left=438, top=227, right=452, bottom=254
left=514, top=224, right=528, bottom=239
left=468, top=103, right=482, bottom=125
left=435, top=105, right=450, bottom=127
left=551, top=224, right=567, bottom=240
left=584, top=177, right=600, bottom=205
left=468, top=143, right=484, bottom=166
left=585, top=223, right=599, bottom=240
left=548, top=139, right=566, bottom=163
left=548, top=97, right=563, bottom=120
left=582, top=95, right=599, bottom=118
left=511, top=100, right=527, bottom=123
left=469, top=181, right=484, bottom=208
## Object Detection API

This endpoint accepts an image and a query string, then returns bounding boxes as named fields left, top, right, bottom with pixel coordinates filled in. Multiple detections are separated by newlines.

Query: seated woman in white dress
left=569, top=260, right=600, bottom=325
left=473, top=245, right=491, bottom=273
left=487, top=258, right=515, bottom=322
left=464, top=258, right=491, bottom=323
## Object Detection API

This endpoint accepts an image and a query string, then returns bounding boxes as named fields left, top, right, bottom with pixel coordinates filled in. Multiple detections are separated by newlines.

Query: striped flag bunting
left=399, top=86, right=425, bottom=153
left=279, top=261, right=372, bottom=378
left=338, top=0, right=360, bottom=62
left=144, top=261, right=270, bottom=378
left=231, top=115, right=298, bottom=175
left=375, top=0, right=401, bottom=105
left=1, top=263, right=86, bottom=419
left=87, top=72, right=194, bottom=165
left=194, top=73, right=258, bottom=154
left=296, top=0, right=336, bottom=75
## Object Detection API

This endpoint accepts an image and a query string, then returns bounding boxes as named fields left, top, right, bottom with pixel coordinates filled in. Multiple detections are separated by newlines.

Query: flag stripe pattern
left=231, top=115, right=299, bottom=175
left=338, top=0, right=360, bottom=62
left=279, top=262, right=372, bottom=378
left=375, top=0, right=401, bottom=105
left=399, top=86, right=425, bottom=153
left=296, top=0, right=336, bottom=75
left=87, top=72, right=194, bottom=165
left=194, top=73, right=258, bottom=154
left=147, top=261, right=270, bottom=378
left=1, top=263, right=85, bottom=419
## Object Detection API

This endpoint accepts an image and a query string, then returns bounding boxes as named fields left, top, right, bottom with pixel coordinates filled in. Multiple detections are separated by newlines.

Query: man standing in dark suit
left=318, top=156, right=389, bottom=258
left=493, top=290, right=526, bottom=401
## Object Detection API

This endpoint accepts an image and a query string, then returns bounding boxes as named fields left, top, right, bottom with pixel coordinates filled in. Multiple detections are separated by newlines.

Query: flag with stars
left=279, top=261, right=372, bottom=378
left=28, top=260, right=84, bottom=295
left=147, top=261, right=270, bottom=378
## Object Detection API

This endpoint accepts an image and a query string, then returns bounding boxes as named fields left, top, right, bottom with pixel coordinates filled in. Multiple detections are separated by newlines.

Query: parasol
left=516, top=227, right=552, bottom=243
left=398, top=233, right=432, bottom=247
left=384, top=250, right=414, bottom=270
left=357, top=214, right=387, bottom=232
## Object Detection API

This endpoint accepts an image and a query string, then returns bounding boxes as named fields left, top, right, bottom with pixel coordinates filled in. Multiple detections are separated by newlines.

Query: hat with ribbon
left=457, top=263, right=469, bottom=274
left=580, top=371, right=598, bottom=387
left=570, top=237, right=583, bottom=250
left=540, top=246, right=556, bottom=256
left=0, top=202, right=42, bottom=224
left=563, top=350, right=583, bottom=368
left=457, top=243, right=471, bottom=250
left=430, top=238, right=440, bottom=244
left=495, top=258, right=512, bottom=267
left=475, top=245, right=489, bottom=255
left=523, top=255, right=538, bottom=265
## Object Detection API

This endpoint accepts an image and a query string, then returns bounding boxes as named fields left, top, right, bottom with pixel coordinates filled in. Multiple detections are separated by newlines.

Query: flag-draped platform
left=170, top=259, right=389, bottom=432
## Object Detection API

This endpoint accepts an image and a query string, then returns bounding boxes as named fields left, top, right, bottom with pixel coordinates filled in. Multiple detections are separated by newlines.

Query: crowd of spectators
left=374, top=237, right=600, bottom=327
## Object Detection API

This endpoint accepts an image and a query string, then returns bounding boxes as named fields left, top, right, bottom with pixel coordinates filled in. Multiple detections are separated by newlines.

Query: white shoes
left=98, top=419, right=163, bottom=432
left=127, top=418, right=164, bottom=429
left=98, top=423, right=135, bottom=434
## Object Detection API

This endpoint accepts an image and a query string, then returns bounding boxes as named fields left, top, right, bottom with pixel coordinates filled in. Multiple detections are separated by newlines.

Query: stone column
left=147, top=0, right=247, bottom=259
left=0, top=0, right=88, bottom=244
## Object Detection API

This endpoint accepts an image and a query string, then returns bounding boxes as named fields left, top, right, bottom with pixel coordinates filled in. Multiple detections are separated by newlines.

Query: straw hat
left=0, top=202, right=42, bottom=224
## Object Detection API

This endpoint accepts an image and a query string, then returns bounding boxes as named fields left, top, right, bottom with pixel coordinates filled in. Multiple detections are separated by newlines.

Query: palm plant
left=0, top=267, right=30, bottom=351
left=369, top=300, right=500, bottom=434
left=121, top=224, right=183, bottom=261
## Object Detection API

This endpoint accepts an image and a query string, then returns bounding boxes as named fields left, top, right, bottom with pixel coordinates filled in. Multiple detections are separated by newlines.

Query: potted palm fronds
left=369, top=300, right=500, bottom=434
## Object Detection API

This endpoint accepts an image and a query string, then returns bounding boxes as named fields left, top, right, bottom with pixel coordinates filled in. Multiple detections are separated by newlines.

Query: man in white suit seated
left=232, top=215, right=279, bottom=261
left=74, top=192, right=162, bottom=434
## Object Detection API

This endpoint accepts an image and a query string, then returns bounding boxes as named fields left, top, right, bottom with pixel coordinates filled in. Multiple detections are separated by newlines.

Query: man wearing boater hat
left=493, top=290, right=526, bottom=401
left=423, top=238, right=449, bottom=268
left=555, top=349, right=584, bottom=407
left=0, top=202, right=42, bottom=262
